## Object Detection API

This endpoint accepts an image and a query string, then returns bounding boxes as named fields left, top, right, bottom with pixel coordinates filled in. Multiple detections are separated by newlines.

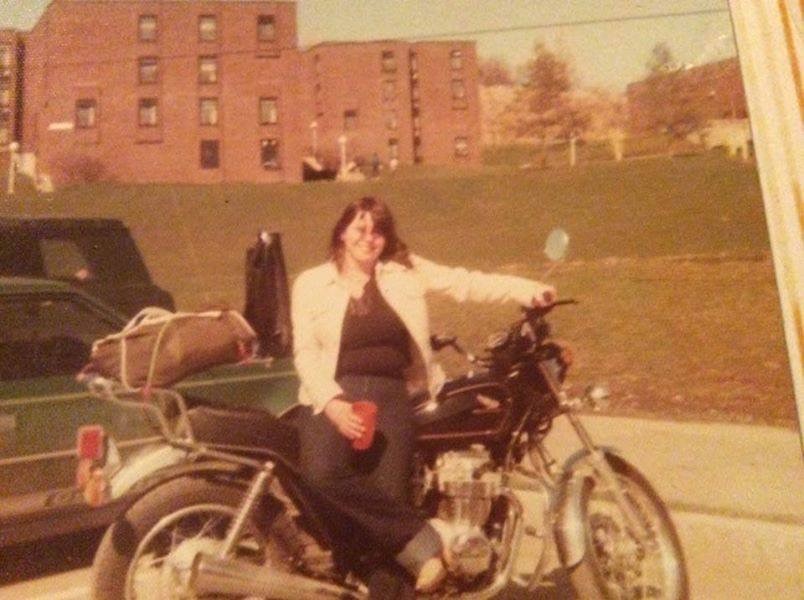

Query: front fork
left=537, top=363, right=649, bottom=541
left=563, top=412, right=649, bottom=540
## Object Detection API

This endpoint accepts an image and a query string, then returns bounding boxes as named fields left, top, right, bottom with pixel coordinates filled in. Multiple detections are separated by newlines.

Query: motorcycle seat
left=186, top=402, right=300, bottom=464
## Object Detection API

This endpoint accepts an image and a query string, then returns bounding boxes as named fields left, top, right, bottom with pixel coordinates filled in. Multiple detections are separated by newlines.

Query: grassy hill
left=1, top=154, right=796, bottom=427
left=1, top=153, right=770, bottom=300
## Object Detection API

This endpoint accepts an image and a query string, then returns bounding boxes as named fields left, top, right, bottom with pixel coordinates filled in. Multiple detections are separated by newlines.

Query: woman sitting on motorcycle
left=291, top=196, right=556, bottom=598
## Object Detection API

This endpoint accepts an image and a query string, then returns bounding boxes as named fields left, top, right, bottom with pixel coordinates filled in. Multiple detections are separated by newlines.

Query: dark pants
left=299, top=375, right=439, bottom=599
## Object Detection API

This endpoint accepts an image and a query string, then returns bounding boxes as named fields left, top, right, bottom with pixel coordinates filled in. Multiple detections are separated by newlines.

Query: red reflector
left=77, top=425, right=105, bottom=460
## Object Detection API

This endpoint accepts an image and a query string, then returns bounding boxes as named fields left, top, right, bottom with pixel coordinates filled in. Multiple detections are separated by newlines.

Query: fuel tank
left=414, top=373, right=512, bottom=451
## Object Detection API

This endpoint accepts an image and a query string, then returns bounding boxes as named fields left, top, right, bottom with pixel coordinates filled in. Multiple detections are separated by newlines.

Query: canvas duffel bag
left=89, top=307, right=257, bottom=390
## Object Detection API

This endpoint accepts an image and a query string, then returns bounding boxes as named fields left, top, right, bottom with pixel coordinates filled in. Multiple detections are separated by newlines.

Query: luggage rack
left=79, top=372, right=196, bottom=445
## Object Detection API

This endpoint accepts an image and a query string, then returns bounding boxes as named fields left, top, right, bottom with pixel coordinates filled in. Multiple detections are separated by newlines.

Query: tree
left=478, top=57, right=513, bottom=87
left=646, top=42, right=678, bottom=75
left=634, top=42, right=702, bottom=149
left=501, top=43, right=586, bottom=165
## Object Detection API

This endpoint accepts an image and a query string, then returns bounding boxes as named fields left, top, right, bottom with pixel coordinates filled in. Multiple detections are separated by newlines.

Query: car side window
left=40, top=238, right=92, bottom=282
left=0, top=296, right=117, bottom=380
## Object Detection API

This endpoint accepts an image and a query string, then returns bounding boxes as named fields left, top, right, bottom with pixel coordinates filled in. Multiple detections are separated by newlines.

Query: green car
left=0, top=277, right=298, bottom=546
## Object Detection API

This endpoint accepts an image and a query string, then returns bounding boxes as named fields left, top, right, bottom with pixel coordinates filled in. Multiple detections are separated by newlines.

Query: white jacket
left=291, top=255, right=544, bottom=413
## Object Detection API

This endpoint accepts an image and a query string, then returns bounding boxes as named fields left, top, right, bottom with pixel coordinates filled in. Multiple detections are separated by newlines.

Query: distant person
left=371, top=152, right=381, bottom=178
left=291, top=196, right=556, bottom=598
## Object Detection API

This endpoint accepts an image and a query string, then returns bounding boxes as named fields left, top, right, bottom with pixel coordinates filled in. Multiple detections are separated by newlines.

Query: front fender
left=552, top=447, right=625, bottom=568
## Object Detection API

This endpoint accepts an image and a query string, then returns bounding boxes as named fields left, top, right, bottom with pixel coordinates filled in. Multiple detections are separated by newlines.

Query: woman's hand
left=323, top=397, right=366, bottom=440
left=532, top=282, right=557, bottom=307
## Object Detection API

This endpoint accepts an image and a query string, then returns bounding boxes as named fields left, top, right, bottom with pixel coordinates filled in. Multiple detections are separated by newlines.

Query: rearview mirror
left=544, top=228, right=570, bottom=261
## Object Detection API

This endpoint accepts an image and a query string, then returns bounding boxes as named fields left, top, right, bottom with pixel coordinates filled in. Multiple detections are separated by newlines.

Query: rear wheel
left=92, top=476, right=281, bottom=600
left=568, top=454, right=689, bottom=600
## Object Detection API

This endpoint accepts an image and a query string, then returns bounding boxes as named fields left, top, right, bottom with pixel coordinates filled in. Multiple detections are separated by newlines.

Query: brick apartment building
left=4, top=0, right=481, bottom=185
left=304, top=40, right=481, bottom=170
left=0, top=30, right=23, bottom=151
left=627, top=57, right=747, bottom=133
left=20, top=0, right=307, bottom=184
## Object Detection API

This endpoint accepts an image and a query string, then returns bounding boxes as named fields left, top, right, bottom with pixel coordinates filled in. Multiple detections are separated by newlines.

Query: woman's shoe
left=415, top=556, right=447, bottom=593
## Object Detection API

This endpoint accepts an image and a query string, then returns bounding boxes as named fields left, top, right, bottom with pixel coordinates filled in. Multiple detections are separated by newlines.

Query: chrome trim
left=0, top=436, right=162, bottom=467
left=418, top=428, right=500, bottom=441
left=191, top=554, right=364, bottom=599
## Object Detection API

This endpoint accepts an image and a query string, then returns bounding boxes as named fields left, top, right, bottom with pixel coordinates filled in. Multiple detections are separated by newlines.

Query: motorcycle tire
left=91, top=475, right=270, bottom=600
left=567, top=453, right=690, bottom=600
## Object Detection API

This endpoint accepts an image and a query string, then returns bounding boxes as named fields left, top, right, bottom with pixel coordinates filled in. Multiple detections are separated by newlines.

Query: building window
left=257, top=15, right=275, bottom=41
left=200, top=140, right=219, bottom=169
left=0, top=80, right=10, bottom=106
left=261, top=138, right=280, bottom=169
left=451, top=79, right=466, bottom=100
left=75, top=99, right=97, bottom=128
left=0, top=45, right=11, bottom=69
left=388, top=138, right=399, bottom=160
left=454, top=136, right=469, bottom=157
left=381, top=50, right=396, bottom=73
left=385, top=110, right=398, bottom=130
left=259, top=97, right=278, bottom=124
left=198, top=56, right=218, bottom=83
left=452, top=79, right=467, bottom=108
left=199, top=97, right=218, bottom=125
left=382, top=80, right=397, bottom=102
left=138, top=98, right=159, bottom=127
left=199, top=15, right=217, bottom=41
left=138, top=56, right=158, bottom=84
left=344, top=109, right=358, bottom=131
left=450, top=49, right=463, bottom=70
left=138, top=15, right=157, bottom=42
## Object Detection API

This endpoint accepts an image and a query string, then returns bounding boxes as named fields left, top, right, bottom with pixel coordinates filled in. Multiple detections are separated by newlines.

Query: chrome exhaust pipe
left=190, top=553, right=362, bottom=599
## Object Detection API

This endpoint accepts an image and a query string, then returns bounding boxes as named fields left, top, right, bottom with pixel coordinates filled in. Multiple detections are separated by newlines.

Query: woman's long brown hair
left=329, top=196, right=412, bottom=269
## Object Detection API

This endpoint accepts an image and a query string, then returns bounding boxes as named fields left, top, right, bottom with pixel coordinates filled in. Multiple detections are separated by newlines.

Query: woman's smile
left=341, top=211, right=386, bottom=270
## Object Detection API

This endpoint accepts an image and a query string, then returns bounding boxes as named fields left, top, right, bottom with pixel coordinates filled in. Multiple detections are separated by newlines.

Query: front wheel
left=568, top=453, right=689, bottom=600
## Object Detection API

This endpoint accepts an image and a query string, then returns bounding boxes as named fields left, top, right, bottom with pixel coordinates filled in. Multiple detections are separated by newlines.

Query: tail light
left=75, top=424, right=109, bottom=506
left=77, top=424, right=106, bottom=461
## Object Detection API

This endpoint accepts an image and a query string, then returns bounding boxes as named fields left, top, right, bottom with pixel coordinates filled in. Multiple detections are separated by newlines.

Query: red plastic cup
left=351, top=400, right=378, bottom=450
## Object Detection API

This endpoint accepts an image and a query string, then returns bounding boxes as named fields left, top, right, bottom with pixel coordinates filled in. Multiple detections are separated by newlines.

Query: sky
left=0, top=0, right=737, bottom=92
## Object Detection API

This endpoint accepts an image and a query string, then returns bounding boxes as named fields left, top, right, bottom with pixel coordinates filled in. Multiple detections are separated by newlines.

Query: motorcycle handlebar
left=522, top=298, right=579, bottom=318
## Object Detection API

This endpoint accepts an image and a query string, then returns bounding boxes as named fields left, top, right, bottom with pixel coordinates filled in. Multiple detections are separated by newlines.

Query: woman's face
left=339, top=210, right=386, bottom=269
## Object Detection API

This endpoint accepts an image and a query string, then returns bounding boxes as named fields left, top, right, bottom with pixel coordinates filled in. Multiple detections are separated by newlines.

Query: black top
left=335, top=277, right=411, bottom=380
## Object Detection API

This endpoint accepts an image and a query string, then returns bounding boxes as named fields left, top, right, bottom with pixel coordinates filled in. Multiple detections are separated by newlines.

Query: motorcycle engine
left=431, top=446, right=502, bottom=580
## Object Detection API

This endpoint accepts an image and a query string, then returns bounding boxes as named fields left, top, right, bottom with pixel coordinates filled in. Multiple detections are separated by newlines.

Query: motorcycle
left=78, top=230, right=688, bottom=599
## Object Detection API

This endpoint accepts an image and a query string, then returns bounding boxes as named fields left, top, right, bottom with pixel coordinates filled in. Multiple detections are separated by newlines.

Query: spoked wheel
left=127, top=503, right=261, bottom=599
left=92, top=476, right=281, bottom=600
left=568, top=453, right=689, bottom=600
